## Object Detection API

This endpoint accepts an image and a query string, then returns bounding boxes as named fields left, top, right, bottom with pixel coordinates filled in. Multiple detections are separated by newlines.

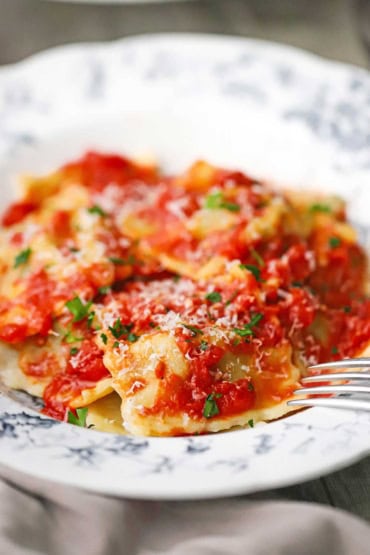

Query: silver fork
left=287, top=358, right=370, bottom=411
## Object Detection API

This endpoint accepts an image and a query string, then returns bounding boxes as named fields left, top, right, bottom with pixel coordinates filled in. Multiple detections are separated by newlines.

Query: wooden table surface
left=0, top=0, right=369, bottom=520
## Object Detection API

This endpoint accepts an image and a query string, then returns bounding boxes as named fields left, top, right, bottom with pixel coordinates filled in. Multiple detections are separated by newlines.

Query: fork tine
left=287, top=398, right=370, bottom=411
left=302, top=372, right=370, bottom=383
left=294, top=385, right=370, bottom=395
left=309, top=358, right=370, bottom=370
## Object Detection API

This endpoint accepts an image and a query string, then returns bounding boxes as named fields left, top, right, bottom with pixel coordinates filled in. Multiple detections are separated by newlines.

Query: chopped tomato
left=1, top=201, right=36, bottom=227
left=63, top=151, right=158, bottom=192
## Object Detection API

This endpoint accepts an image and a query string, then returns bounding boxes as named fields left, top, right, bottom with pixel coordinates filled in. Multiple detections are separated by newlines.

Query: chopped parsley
left=108, top=256, right=126, bottom=265
left=248, top=382, right=254, bottom=392
left=98, top=285, right=111, bottom=295
left=127, top=255, right=137, bottom=265
left=239, top=263, right=262, bottom=282
left=204, top=191, right=240, bottom=212
left=100, top=333, right=108, bottom=345
left=113, top=341, right=120, bottom=348
left=172, top=275, right=180, bottom=283
left=87, top=205, right=106, bottom=217
left=205, top=291, right=222, bottom=303
left=331, top=346, right=339, bottom=355
left=108, top=254, right=136, bottom=266
left=199, top=340, right=209, bottom=351
left=219, top=200, right=240, bottom=212
left=225, top=291, right=239, bottom=306
left=181, top=323, right=204, bottom=336
left=203, top=393, right=222, bottom=419
left=329, top=237, right=341, bottom=249
left=67, top=407, right=88, bottom=428
left=108, top=318, right=139, bottom=342
left=65, top=296, right=92, bottom=323
left=109, top=318, right=131, bottom=339
left=250, top=247, right=264, bottom=267
left=63, top=330, right=84, bottom=344
left=70, top=347, right=79, bottom=356
left=310, top=203, right=331, bottom=213
left=233, top=313, right=263, bottom=337
left=127, top=332, right=139, bottom=343
left=343, top=306, right=351, bottom=314
left=87, top=311, right=95, bottom=328
left=14, top=247, right=32, bottom=268
left=69, top=247, right=79, bottom=253
left=248, top=419, right=254, bottom=428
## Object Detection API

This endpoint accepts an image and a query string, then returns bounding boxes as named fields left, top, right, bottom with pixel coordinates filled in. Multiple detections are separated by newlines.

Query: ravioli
left=86, top=393, right=125, bottom=434
left=0, top=151, right=368, bottom=435
left=95, top=278, right=302, bottom=435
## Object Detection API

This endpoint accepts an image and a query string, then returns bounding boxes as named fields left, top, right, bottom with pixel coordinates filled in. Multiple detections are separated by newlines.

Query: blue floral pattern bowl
left=0, top=34, right=369, bottom=499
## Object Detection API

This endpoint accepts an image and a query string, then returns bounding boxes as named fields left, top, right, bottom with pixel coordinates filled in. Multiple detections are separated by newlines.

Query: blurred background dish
left=0, top=0, right=369, bottom=67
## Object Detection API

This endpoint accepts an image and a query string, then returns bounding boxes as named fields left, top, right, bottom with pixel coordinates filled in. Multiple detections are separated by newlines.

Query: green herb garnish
left=70, top=347, right=79, bottom=356
left=100, top=333, right=108, bottom=345
left=205, top=291, right=222, bottom=303
left=109, top=318, right=130, bottom=339
left=250, top=247, right=265, bottom=267
left=204, top=191, right=240, bottom=212
left=14, top=247, right=32, bottom=268
left=248, top=419, right=254, bottom=428
left=108, top=254, right=136, bottom=266
left=200, top=340, right=209, bottom=351
left=65, top=296, right=92, bottom=323
left=233, top=313, right=263, bottom=337
left=343, top=306, right=351, bottom=314
left=219, top=201, right=240, bottom=212
left=329, top=237, right=341, bottom=249
left=225, top=291, right=239, bottom=306
left=331, top=346, right=339, bottom=355
left=203, top=393, right=222, bottom=419
left=248, top=382, right=254, bottom=392
left=63, top=330, right=84, bottom=344
left=98, top=286, right=111, bottom=295
left=108, top=318, right=138, bottom=342
left=87, top=311, right=95, bottom=328
left=291, top=281, right=303, bottom=288
left=239, top=263, right=262, bottom=282
left=181, top=323, right=204, bottom=336
left=113, top=341, right=120, bottom=348
left=108, top=257, right=126, bottom=265
left=67, top=407, right=89, bottom=428
left=310, top=203, right=331, bottom=213
left=87, top=205, right=106, bottom=217
left=127, top=332, right=139, bottom=343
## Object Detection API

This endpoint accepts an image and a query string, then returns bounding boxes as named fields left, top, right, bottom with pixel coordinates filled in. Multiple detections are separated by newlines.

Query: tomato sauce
left=62, top=151, right=158, bottom=192
left=0, top=151, right=369, bottom=429
left=21, top=351, right=61, bottom=379
left=43, top=339, right=109, bottom=419
left=145, top=343, right=255, bottom=419
left=48, top=210, right=72, bottom=245
left=0, top=270, right=54, bottom=343
left=1, top=201, right=36, bottom=227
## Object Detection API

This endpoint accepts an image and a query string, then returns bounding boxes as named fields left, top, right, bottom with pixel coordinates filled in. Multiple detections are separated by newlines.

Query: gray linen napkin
left=0, top=471, right=369, bottom=555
